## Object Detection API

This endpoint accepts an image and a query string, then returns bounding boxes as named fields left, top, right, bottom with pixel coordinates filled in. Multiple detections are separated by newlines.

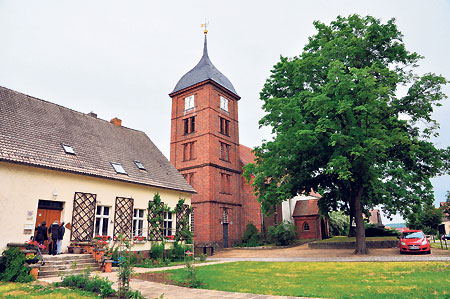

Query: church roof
left=292, top=198, right=320, bottom=217
left=171, top=36, right=238, bottom=97
left=239, top=144, right=255, bottom=166
left=0, top=86, right=195, bottom=194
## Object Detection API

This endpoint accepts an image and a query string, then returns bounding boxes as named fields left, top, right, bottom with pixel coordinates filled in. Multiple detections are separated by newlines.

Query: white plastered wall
left=281, top=194, right=318, bottom=223
left=0, top=161, right=191, bottom=252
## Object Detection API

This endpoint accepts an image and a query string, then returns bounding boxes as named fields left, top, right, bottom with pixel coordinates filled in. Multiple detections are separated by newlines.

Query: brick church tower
left=169, top=33, right=244, bottom=253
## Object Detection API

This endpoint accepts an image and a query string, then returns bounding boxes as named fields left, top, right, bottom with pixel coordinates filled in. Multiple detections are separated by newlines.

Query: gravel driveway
left=210, top=243, right=450, bottom=262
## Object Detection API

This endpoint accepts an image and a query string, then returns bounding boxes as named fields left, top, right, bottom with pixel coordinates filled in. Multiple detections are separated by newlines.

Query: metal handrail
left=35, top=245, right=45, bottom=266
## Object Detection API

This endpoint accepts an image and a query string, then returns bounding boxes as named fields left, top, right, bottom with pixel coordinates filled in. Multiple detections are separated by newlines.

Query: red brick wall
left=294, top=215, right=321, bottom=239
left=240, top=171, right=262, bottom=234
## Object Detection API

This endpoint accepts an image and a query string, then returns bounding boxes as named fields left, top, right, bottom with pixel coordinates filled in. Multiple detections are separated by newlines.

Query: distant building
left=368, top=209, right=383, bottom=227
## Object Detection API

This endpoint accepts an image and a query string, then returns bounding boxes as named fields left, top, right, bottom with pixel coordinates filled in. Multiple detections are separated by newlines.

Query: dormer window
left=62, top=143, right=75, bottom=155
left=220, top=96, right=228, bottom=112
left=111, top=162, right=127, bottom=175
left=185, top=95, right=195, bottom=110
left=134, top=160, right=146, bottom=170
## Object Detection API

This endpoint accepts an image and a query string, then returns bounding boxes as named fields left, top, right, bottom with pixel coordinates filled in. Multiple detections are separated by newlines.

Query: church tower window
left=185, top=95, right=195, bottom=110
left=220, top=96, right=228, bottom=111
left=220, top=142, right=230, bottom=161
left=184, top=116, right=196, bottom=135
left=219, top=117, right=230, bottom=136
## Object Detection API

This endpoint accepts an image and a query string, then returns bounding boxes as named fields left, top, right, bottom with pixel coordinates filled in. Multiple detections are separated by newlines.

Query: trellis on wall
left=71, top=192, right=96, bottom=242
left=175, top=204, right=191, bottom=240
left=113, top=197, right=134, bottom=239
left=147, top=193, right=165, bottom=241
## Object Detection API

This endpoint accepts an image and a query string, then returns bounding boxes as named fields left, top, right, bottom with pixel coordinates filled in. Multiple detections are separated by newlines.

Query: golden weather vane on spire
left=201, top=19, right=209, bottom=35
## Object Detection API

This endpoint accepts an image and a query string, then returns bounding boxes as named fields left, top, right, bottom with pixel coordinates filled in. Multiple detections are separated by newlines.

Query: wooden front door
left=35, top=208, right=61, bottom=251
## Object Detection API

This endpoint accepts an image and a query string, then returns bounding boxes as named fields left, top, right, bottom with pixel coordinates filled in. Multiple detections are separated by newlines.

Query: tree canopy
left=244, top=15, right=449, bottom=254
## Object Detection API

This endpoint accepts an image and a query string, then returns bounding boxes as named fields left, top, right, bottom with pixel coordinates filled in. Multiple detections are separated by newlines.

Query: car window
left=401, top=232, right=425, bottom=239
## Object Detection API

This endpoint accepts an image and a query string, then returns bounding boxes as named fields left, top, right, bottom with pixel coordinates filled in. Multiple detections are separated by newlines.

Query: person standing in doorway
left=35, top=221, right=48, bottom=246
left=57, top=222, right=65, bottom=255
left=48, top=220, right=60, bottom=256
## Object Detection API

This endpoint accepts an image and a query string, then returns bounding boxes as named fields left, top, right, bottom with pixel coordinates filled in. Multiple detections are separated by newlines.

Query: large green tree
left=244, top=15, right=449, bottom=254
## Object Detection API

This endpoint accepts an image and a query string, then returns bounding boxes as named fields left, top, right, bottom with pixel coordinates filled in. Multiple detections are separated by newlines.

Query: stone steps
left=39, top=254, right=102, bottom=277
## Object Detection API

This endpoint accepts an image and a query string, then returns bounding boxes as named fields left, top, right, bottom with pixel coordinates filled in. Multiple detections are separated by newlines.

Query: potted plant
left=133, top=235, right=147, bottom=244
left=25, top=253, right=40, bottom=264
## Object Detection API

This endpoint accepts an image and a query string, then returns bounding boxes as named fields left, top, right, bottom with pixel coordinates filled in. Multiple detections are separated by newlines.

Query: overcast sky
left=1, top=0, right=449, bottom=223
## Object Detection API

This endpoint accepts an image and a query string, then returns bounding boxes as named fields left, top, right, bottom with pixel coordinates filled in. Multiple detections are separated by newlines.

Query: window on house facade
left=185, top=95, right=195, bottom=110
left=220, top=173, right=231, bottom=194
left=62, top=143, right=76, bottom=155
left=303, top=222, right=310, bottom=231
left=182, top=172, right=195, bottom=188
left=183, top=142, right=196, bottom=161
left=133, top=209, right=145, bottom=237
left=219, top=117, right=230, bottom=136
left=220, top=96, right=228, bottom=112
left=220, top=142, right=230, bottom=161
left=183, top=116, right=196, bottom=135
left=163, top=212, right=173, bottom=237
left=95, top=206, right=110, bottom=236
left=111, top=162, right=127, bottom=175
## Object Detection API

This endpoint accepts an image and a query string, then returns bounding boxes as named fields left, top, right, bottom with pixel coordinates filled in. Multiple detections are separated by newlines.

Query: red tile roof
left=292, top=198, right=320, bottom=217
left=239, top=144, right=255, bottom=166
left=0, top=86, right=195, bottom=193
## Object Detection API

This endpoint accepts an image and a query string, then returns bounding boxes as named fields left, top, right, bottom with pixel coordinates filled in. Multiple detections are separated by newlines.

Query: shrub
left=268, top=221, right=296, bottom=246
left=199, top=253, right=207, bottom=262
left=170, top=242, right=187, bottom=261
left=328, top=211, right=350, bottom=236
left=60, top=274, right=115, bottom=297
left=241, top=223, right=263, bottom=247
left=150, top=242, right=164, bottom=260
left=0, top=247, right=33, bottom=282
left=365, top=223, right=400, bottom=237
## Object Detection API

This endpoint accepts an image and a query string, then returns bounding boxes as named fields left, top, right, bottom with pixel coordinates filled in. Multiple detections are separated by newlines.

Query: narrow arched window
left=303, top=222, right=310, bottom=231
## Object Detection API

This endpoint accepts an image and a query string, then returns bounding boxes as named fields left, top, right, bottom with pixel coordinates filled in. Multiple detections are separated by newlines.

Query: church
left=168, top=32, right=263, bottom=254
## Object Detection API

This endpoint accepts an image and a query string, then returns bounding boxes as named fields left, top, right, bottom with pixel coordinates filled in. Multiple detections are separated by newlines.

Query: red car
left=399, top=230, right=431, bottom=254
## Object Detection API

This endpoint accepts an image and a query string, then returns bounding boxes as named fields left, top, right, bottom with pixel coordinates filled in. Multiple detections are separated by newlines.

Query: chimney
left=87, top=111, right=97, bottom=118
left=110, top=117, right=122, bottom=127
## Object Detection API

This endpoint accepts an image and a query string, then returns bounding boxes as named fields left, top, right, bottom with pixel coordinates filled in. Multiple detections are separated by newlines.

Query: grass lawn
left=316, top=236, right=398, bottom=243
left=431, top=242, right=449, bottom=250
left=163, top=261, right=450, bottom=298
left=0, top=282, right=98, bottom=299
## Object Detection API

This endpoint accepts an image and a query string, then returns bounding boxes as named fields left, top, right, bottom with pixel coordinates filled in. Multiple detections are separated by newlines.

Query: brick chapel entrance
left=35, top=200, right=63, bottom=252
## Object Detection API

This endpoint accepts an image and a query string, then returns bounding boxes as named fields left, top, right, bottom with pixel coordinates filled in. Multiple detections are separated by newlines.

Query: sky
left=1, top=0, right=449, bottom=224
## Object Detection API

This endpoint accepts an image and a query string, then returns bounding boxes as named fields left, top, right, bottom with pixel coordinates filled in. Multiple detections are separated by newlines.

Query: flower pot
left=102, top=260, right=112, bottom=273
left=29, top=267, right=39, bottom=279
left=26, top=258, right=39, bottom=264
left=73, top=247, right=83, bottom=254
left=67, top=246, right=74, bottom=254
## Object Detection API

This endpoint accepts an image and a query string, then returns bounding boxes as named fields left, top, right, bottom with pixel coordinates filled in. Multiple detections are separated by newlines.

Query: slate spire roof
left=171, top=36, right=238, bottom=97
left=0, top=86, right=195, bottom=193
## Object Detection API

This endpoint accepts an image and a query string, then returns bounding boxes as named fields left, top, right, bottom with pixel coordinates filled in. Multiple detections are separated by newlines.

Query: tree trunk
left=352, top=187, right=368, bottom=254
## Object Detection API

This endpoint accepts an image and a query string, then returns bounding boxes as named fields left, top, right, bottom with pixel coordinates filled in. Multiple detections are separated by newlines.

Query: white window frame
left=133, top=209, right=145, bottom=237
left=184, top=95, right=195, bottom=110
left=95, top=206, right=110, bottom=236
left=220, top=96, right=228, bottom=111
left=111, top=162, right=127, bottom=175
left=163, top=212, right=174, bottom=237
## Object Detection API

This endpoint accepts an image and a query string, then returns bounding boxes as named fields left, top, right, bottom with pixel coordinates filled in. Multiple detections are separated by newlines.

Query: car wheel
left=400, top=251, right=405, bottom=255
left=426, top=250, right=431, bottom=254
